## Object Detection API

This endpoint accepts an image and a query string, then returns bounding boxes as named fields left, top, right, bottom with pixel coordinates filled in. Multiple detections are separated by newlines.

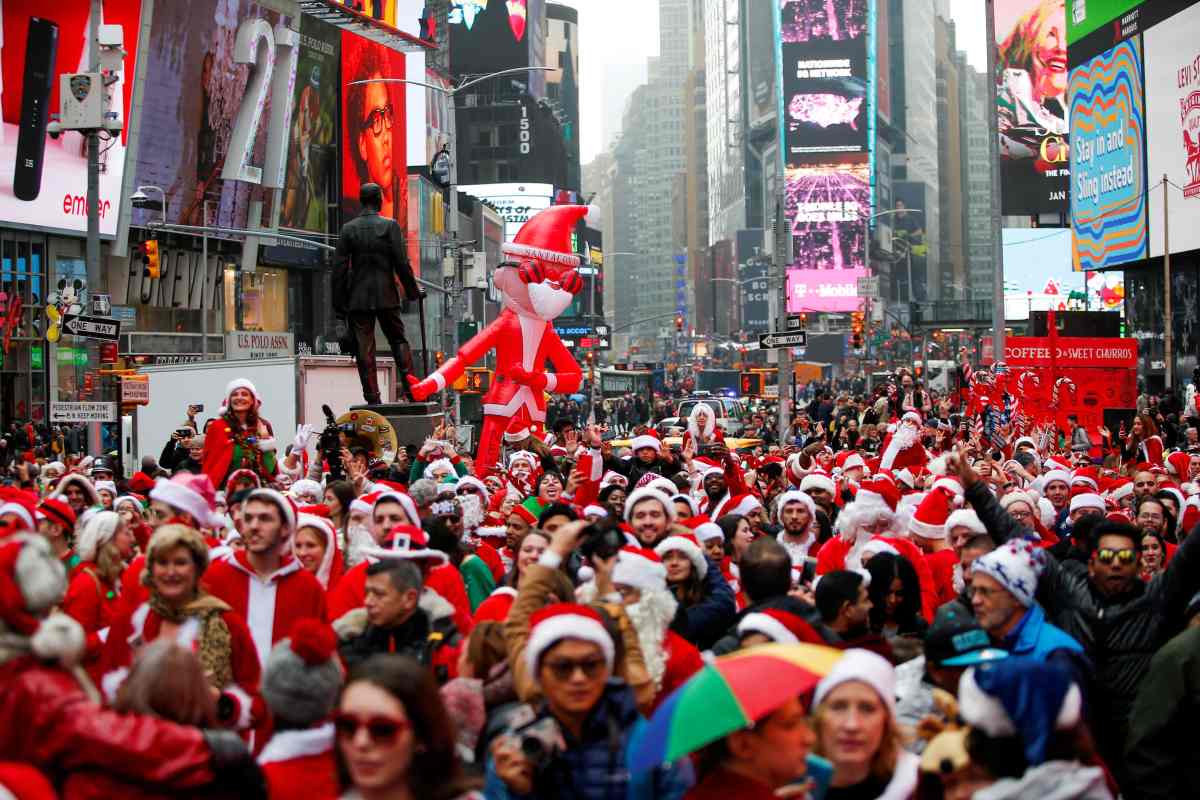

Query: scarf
left=149, top=590, right=235, bottom=690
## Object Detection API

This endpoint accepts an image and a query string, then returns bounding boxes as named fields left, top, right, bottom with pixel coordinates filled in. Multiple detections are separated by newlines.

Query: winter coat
left=334, top=593, right=460, bottom=682
left=482, top=681, right=693, bottom=800
left=1124, top=625, right=1200, bottom=800
left=258, top=724, right=339, bottom=800
left=674, top=556, right=737, bottom=650
left=0, top=655, right=216, bottom=788
left=966, top=480, right=1200, bottom=765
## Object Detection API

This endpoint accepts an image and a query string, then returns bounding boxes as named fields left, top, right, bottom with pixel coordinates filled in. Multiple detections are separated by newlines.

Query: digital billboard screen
left=1066, top=0, right=1142, bottom=45
left=457, top=183, right=554, bottom=242
left=340, top=31, right=408, bottom=227
left=279, top=17, right=339, bottom=234
left=0, top=1, right=142, bottom=237
left=1145, top=1, right=1200, bottom=257
left=127, top=0, right=291, bottom=232
left=993, top=0, right=1070, bottom=214
left=449, top=0, right=546, bottom=97
left=1068, top=37, right=1147, bottom=271
left=776, top=0, right=874, bottom=313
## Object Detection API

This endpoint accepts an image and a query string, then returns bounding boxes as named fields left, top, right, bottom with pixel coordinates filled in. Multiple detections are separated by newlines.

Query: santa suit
left=655, top=630, right=704, bottom=711
left=418, top=308, right=581, bottom=477
left=328, top=560, right=473, bottom=635
left=258, top=724, right=339, bottom=800
left=60, top=562, right=121, bottom=676
left=101, top=601, right=265, bottom=733
left=202, top=550, right=327, bottom=667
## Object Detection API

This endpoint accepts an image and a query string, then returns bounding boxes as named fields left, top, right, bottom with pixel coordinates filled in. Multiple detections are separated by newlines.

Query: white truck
left=129, top=356, right=394, bottom=473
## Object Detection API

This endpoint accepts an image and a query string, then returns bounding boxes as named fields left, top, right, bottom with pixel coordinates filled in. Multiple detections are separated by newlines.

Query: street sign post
left=758, top=331, right=808, bottom=349
left=50, top=402, right=117, bottom=422
left=61, top=314, right=120, bottom=342
left=786, top=315, right=804, bottom=331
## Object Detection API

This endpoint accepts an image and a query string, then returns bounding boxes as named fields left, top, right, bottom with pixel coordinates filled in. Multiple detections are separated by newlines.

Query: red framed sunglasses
left=333, top=712, right=410, bottom=745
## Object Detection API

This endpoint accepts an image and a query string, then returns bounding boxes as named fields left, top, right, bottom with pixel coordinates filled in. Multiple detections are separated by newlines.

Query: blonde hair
left=812, top=694, right=908, bottom=782
left=140, top=524, right=209, bottom=589
left=94, top=539, right=125, bottom=584
left=999, top=0, right=1065, bottom=77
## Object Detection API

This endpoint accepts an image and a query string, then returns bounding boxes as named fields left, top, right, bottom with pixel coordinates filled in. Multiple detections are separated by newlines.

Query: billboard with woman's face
left=340, top=32, right=407, bottom=226
left=994, top=0, right=1071, bottom=214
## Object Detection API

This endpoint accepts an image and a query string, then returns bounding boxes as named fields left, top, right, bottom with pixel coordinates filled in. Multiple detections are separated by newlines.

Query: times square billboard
left=776, top=0, right=875, bottom=314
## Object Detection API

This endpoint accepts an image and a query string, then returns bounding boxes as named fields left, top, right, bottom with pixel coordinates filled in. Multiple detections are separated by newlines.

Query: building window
left=224, top=266, right=289, bottom=332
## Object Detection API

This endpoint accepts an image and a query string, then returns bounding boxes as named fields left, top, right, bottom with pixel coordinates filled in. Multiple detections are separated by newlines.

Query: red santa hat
left=600, top=470, right=628, bottom=489
left=630, top=430, right=662, bottom=454
left=815, top=648, right=897, bottom=717
left=363, top=523, right=449, bottom=566
left=722, top=493, right=763, bottom=518
left=737, top=608, right=823, bottom=645
left=800, top=472, right=836, bottom=496
left=501, top=204, right=587, bottom=268
left=220, top=378, right=262, bottom=413
left=1043, top=456, right=1072, bottom=473
left=128, top=470, right=156, bottom=494
left=909, top=486, right=960, bottom=540
left=36, top=497, right=76, bottom=531
left=150, top=474, right=217, bottom=528
left=655, top=533, right=708, bottom=578
left=0, top=534, right=85, bottom=666
left=671, top=494, right=700, bottom=517
left=1068, top=493, right=1105, bottom=515
left=623, top=487, right=677, bottom=522
left=524, top=603, right=614, bottom=681
left=371, top=491, right=420, bottom=527
left=246, top=488, right=298, bottom=537
left=294, top=514, right=343, bottom=589
left=1181, top=496, right=1200, bottom=535
left=775, top=489, right=817, bottom=525
left=694, top=521, right=725, bottom=544
left=946, top=508, right=987, bottom=536
left=0, top=762, right=57, bottom=800
left=1041, top=470, right=1072, bottom=489
left=0, top=489, right=37, bottom=532
left=856, top=476, right=901, bottom=514
left=611, top=545, right=668, bottom=592
left=1108, top=478, right=1134, bottom=503
left=76, top=510, right=121, bottom=563
left=1166, top=451, right=1191, bottom=479
left=474, top=587, right=518, bottom=623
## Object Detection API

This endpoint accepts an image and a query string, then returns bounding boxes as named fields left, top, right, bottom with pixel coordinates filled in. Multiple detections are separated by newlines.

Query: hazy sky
left=561, top=0, right=990, bottom=165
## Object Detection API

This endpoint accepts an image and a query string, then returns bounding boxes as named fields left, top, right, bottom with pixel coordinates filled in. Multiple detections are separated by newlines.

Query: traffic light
left=740, top=371, right=765, bottom=397
left=850, top=311, right=864, bottom=350
left=464, top=367, right=491, bottom=393
left=434, top=351, right=445, bottom=367
left=143, top=240, right=160, bottom=280
left=800, top=312, right=809, bottom=329
left=674, top=314, right=684, bottom=332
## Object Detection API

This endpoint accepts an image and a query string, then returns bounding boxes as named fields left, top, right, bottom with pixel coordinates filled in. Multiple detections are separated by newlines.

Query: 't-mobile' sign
left=1002, top=337, right=1137, bottom=368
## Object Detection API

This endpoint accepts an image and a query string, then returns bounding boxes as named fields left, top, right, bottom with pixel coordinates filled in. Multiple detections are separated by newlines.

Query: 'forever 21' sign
left=221, top=19, right=300, bottom=189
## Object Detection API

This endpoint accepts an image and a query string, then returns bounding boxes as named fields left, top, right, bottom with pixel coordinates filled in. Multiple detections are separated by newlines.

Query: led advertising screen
left=1068, top=37, right=1147, bottom=271
left=279, top=17, right=339, bottom=233
left=0, top=1, right=142, bottom=237
left=127, top=0, right=290, bottom=231
left=993, top=0, right=1070, bottom=214
left=776, top=0, right=874, bottom=314
left=1066, top=0, right=1142, bottom=44
left=457, top=183, right=554, bottom=242
left=1145, top=1, right=1200, bottom=257
left=449, top=0, right=547, bottom=98
left=340, top=31, right=408, bottom=227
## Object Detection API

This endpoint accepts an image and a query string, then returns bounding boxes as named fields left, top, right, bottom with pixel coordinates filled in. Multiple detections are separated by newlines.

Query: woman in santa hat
left=293, top=513, right=345, bottom=594
left=202, top=379, right=279, bottom=492
left=101, top=525, right=265, bottom=736
left=655, top=532, right=736, bottom=649
left=62, top=510, right=136, bottom=675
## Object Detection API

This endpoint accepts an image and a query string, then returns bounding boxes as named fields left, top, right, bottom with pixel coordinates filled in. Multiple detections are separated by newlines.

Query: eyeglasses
left=362, top=104, right=394, bottom=137
left=1095, top=548, right=1136, bottom=565
left=334, top=712, right=409, bottom=745
left=542, top=655, right=607, bottom=681
left=1008, top=508, right=1033, bottom=521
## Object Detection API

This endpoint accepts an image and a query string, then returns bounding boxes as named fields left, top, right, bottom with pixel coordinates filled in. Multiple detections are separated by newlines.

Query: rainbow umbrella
left=631, top=643, right=843, bottom=773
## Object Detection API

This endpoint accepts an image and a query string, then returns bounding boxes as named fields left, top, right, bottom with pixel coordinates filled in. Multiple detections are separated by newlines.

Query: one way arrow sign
left=758, top=331, right=807, bottom=349
left=62, top=314, right=121, bottom=342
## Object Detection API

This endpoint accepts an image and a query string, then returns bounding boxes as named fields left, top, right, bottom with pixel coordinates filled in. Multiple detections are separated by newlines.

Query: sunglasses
left=334, top=712, right=409, bottom=745
left=1095, top=548, right=1136, bottom=565
left=542, top=655, right=607, bottom=681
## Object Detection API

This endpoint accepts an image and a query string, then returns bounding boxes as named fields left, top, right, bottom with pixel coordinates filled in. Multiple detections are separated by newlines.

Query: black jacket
left=333, top=209, right=419, bottom=311
left=337, top=607, right=456, bottom=681
left=966, top=479, right=1200, bottom=763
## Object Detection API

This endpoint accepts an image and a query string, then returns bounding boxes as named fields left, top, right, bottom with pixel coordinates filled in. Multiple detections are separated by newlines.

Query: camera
left=516, top=715, right=565, bottom=772
left=319, top=404, right=345, bottom=482
left=579, top=513, right=625, bottom=560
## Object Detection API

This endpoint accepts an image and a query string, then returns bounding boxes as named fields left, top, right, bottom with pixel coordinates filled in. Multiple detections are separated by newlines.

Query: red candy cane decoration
left=1016, top=371, right=1041, bottom=398
left=1051, top=376, right=1077, bottom=408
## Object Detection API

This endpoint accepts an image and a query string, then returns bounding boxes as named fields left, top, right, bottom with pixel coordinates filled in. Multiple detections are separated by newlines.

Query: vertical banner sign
left=1144, top=2, right=1200, bottom=258
left=776, top=0, right=875, bottom=314
left=1068, top=37, right=1147, bottom=270
left=340, top=31, right=408, bottom=227
left=993, top=0, right=1070, bottom=214
left=279, top=17, right=339, bottom=233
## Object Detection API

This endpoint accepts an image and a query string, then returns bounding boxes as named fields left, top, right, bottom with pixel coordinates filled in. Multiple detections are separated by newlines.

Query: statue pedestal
left=351, top=402, right=443, bottom=448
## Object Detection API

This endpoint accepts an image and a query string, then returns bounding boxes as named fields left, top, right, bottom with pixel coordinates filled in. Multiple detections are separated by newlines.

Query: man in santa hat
left=775, top=489, right=819, bottom=566
left=578, top=545, right=703, bottom=708
left=203, top=488, right=327, bottom=667
left=624, top=486, right=676, bottom=548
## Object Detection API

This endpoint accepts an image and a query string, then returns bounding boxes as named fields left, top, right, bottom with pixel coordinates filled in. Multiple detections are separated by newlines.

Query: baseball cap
left=925, top=610, right=1008, bottom=667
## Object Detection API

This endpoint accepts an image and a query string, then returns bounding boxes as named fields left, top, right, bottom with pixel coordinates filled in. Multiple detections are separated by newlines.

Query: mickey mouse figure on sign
left=408, top=204, right=590, bottom=478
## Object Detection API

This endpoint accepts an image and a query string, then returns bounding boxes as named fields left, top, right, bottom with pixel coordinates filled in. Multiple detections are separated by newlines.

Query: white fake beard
left=344, top=523, right=375, bottom=568
left=953, top=562, right=965, bottom=595
left=527, top=281, right=574, bottom=321
left=458, top=494, right=484, bottom=533
left=625, top=588, right=678, bottom=691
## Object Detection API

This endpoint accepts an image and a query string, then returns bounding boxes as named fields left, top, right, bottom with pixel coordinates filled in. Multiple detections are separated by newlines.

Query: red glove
left=408, top=374, right=437, bottom=401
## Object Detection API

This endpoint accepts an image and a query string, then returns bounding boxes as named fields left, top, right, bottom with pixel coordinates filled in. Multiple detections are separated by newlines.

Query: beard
left=527, top=281, right=574, bottom=320
left=625, top=588, right=679, bottom=690
left=344, top=523, right=375, bottom=568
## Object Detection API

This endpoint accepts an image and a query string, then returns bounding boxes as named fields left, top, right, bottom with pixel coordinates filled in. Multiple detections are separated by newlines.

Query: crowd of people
left=2, top=369, right=1200, bottom=799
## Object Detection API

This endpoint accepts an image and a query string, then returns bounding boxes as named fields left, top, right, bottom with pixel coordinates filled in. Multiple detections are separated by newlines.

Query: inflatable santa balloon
left=408, top=204, right=587, bottom=477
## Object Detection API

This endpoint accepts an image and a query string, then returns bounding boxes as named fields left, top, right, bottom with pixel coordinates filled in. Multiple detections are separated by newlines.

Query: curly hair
left=998, top=0, right=1065, bottom=76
